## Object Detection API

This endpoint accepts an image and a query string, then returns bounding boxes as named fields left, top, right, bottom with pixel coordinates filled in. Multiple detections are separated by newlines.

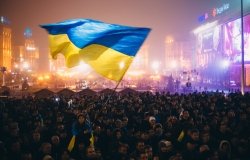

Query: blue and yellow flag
left=41, top=19, right=150, bottom=81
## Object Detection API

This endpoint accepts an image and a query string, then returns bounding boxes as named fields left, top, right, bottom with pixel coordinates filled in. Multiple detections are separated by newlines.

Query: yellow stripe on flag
left=90, top=132, right=94, bottom=146
left=68, top=135, right=76, bottom=152
left=177, top=130, right=185, bottom=142
left=49, top=34, right=133, bottom=81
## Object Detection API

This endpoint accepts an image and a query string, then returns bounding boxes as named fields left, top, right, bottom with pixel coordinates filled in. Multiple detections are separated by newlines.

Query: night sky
left=0, top=0, right=224, bottom=71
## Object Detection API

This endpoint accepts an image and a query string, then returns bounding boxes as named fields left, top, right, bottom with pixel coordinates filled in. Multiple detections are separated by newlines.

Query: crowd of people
left=0, top=90, right=250, bottom=160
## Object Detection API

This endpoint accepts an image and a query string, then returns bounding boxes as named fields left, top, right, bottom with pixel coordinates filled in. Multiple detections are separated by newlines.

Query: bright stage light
left=23, top=62, right=30, bottom=69
left=75, top=62, right=90, bottom=72
left=170, top=60, right=177, bottom=69
left=221, top=59, right=230, bottom=68
left=152, top=61, right=160, bottom=70
left=127, top=70, right=145, bottom=76
left=26, top=46, right=36, bottom=51
left=70, top=62, right=92, bottom=77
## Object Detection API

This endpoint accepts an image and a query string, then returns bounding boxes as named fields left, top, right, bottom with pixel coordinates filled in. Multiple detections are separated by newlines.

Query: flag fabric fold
left=41, top=19, right=150, bottom=81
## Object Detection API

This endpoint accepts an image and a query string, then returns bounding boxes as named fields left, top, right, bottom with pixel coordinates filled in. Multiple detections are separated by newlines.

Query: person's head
left=59, top=131, right=67, bottom=139
left=115, top=119, right=122, bottom=129
left=190, top=129, right=199, bottom=141
left=94, top=125, right=101, bottom=134
left=42, top=154, right=53, bottom=160
left=44, top=119, right=52, bottom=126
left=240, top=112, right=247, bottom=121
left=210, top=103, right=215, bottom=111
left=139, top=151, right=148, bottom=160
left=122, top=116, right=128, bottom=126
left=40, top=142, right=52, bottom=154
left=186, top=142, right=197, bottom=151
left=148, top=129, right=154, bottom=137
left=149, top=116, right=156, bottom=126
left=219, top=140, right=231, bottom=153
left=154, top=123, right=163, bottom=135
left=34, top=120, right=42, bottom=128
left=141, top=132, right=150, bottom=141
left=159, top=140, right=172, bottom=153
left=118, top=144, right=128, bottom=155
left=182, top=111, right=189, bottom=120
left=219, top=123, right=227, bottom=133
left=21, top=151, right=32, bottom=160
left=86, top=146, right=96, bottom=158
left=170, top=116, right=178, bottom=124
left=9, top=122, right=19, bottom=137
left=202, top=124, right=210, bottom=132
left=56, top=115, right=63, bottom=123
left=169, top=153, right=183, bottom=160
left=144, top=145, right=153, bottom=158
left=136, top=140, right=145, bottom=153
left=51, top=135, right=60, bottom=145
left=201, top=131, right=210, bottom=143
left=134, top=130, right=141, bottom=139
left=32, top=131, right=41, bottom=142
left=56, top=123, right=64, bottom=131
left=114, top=129, right=122, bottom=139
left=61, top=150, right=70, bottom=160
left=210, top=151, right=219, bottom=160
left=77, top=114, right=85, bottom=124
left=227, top=110, right=235, bottom=119
left=10, top=141, right=21, bottom=153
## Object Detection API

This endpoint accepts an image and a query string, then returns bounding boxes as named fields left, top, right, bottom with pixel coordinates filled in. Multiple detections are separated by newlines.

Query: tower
left=20, top=27, right=39, bottom=71
left=0, top=16, right=12, bottom=71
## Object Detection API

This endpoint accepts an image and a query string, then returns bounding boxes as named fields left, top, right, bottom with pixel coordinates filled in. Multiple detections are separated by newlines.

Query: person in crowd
left=130, top=140, right=145, bottom=159
left=113, top=143, right=130, bottom=160
left=70, top=113, right=92, bottom=151
left=218, top=140, right=231, bottom=160
left=182, top=129, right=201, bottom=160
left=50, top=135, right=62, bottom=160
left=35, top=142, right=53, bottom=160
left=156, top=140, right=175, bottom=160
left=85, top=145, right=102, bottom=160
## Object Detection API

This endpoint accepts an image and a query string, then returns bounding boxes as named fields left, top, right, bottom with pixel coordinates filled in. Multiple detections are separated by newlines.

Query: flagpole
left=241, top=0, right=245, bottom=95
left=104, top=80, right=122, bottom=105
left=104, top=66, right=129, bottom=105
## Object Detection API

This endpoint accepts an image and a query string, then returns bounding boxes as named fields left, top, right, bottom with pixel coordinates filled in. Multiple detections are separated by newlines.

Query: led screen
left=224, top=14, right=250, bottom=63
left=197, top=25, right=222, bottom=54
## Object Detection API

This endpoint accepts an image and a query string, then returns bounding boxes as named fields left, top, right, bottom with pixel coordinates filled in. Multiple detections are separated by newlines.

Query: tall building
left=165, top=36, right=194, bottom=76
left=23, top=38, right=39, bottom=71
left=0, top=16, right=12, bottom=71
left=49, top=53, right=66, bottom=72
left=193, top=0, right=250, bottom=86
left=13, top=28, right=39, bottom=72
left=130, top=45, right=149, bottom=72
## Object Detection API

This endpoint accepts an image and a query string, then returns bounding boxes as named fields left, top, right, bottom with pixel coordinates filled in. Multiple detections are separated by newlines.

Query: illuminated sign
left=198, top=13, right=209, bottom=23
left=212, top=3, right=230, bottom=17
left=198, top=3, right=230, bottom=23
left=0, top=16, right=10, bottom=24
left=24, top=28, right=32, bottom=38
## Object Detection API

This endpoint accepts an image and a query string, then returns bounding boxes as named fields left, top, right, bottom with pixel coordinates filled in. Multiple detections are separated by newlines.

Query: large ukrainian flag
left=41, top=19, right=150, bottom=81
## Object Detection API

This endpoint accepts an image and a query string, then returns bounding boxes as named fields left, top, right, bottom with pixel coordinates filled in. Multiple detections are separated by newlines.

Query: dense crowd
left=0, top=90, right=250, bottom=160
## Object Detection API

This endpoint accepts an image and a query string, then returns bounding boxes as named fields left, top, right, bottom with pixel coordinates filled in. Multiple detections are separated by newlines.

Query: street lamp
left=240, top=0, right=245, bottom=95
